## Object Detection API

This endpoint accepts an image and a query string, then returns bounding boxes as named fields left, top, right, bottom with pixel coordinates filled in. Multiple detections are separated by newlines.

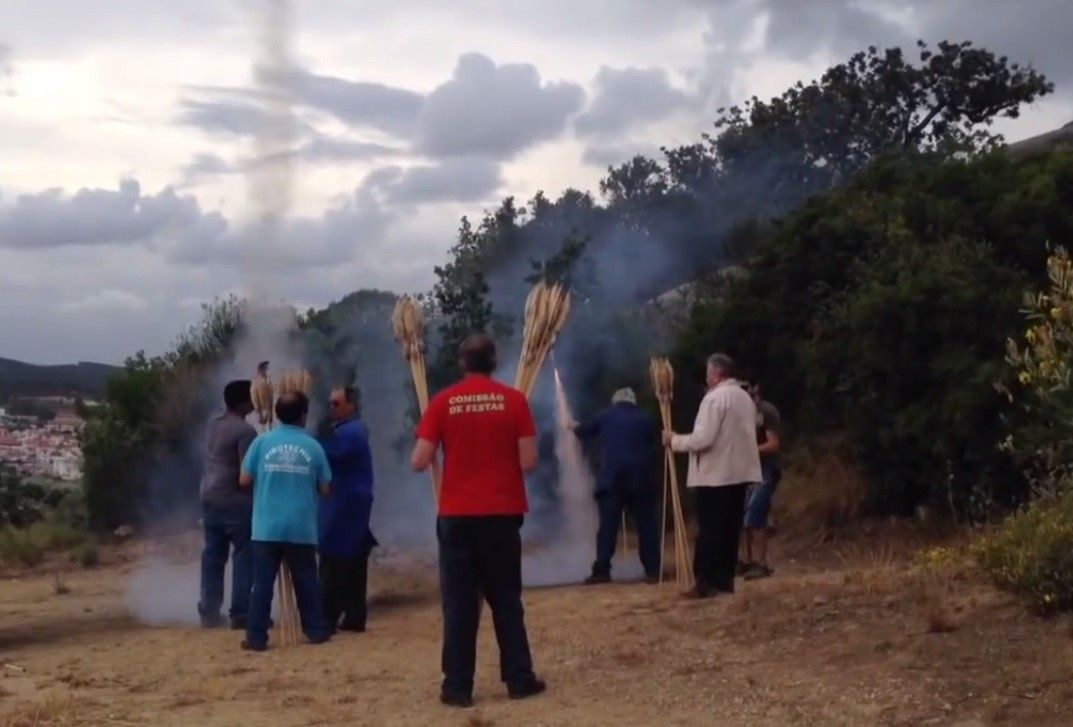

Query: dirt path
left=2, top=534, right=1073, bottom=726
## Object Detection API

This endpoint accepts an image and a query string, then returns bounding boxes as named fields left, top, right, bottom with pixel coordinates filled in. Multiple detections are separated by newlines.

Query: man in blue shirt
left=570, top=388, right=660, bottom=585
left=319, top=385, right=378, bottom=633
left=239, top=391, right=333, bottom=651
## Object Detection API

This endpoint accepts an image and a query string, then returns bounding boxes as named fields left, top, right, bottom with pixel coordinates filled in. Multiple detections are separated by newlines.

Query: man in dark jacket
left=319, top=385, right=378, bottom=633
left=571, top=388, right=660, bottom=584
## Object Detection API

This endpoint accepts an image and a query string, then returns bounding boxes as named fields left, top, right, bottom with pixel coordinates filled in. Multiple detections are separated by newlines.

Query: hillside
left=0, top=357, right=118, bottom=401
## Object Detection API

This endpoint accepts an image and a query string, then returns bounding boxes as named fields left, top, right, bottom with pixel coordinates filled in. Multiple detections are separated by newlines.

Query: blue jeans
left=744, top=463, right=782, bottom=529
left=593, top=476, right=661, bottom=578
left=198, top=503, right=252, bottom=621
left=246, top=541, right=330, bottom=648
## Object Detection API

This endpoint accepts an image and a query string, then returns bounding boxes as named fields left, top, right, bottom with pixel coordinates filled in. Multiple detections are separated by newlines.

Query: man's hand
left=411, top=439, right=436, bottom=472
left=567, top=420, right=579, bottom=432
left=661, top=430, right=675, bottom=447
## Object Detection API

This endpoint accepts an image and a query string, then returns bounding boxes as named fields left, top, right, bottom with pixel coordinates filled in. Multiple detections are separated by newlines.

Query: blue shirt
left=319, top=417, right=376, bottom=558
left=574, top=403, right=657, bottom=492
left=241, top=424, right=332, bottom=545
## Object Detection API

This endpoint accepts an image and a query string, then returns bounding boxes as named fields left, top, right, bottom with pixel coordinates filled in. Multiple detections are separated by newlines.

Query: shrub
left=0, top=465, right=49, bottom=527
left=0, top=527, right=45, bottom=566
left=975, top=489, right=1073, bottom=614
left=0, top=517, right=88, bottom=567
left=1000, top=247, right=1073, bottom=495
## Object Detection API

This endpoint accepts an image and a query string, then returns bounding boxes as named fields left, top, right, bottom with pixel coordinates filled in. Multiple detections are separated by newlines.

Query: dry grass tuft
left=774, top=440, right=867, bottom=540
left=0, top=696, right=83, bottom=727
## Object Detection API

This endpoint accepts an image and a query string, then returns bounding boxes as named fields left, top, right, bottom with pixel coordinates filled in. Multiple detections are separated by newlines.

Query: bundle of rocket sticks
left=514, top=281, right=572, bottom=398
left=391, top=295, right=441, bottom=503
left=251, top=375, right=274, bottom=428
left=273, top=368, right=311, bottom=647
left=649, top=357, right=694, bottom=591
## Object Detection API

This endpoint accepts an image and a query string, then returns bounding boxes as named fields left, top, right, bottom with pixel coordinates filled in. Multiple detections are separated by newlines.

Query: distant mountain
left=0, top=357, right=119, bottom=401
left=1007, top=120, right=1073, bottom=158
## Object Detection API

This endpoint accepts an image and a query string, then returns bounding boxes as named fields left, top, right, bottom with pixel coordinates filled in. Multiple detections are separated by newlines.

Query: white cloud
left=575, top=67, right=693, bottom=137
left=1, top=1, right=1071, bottom=364
left=60, top=288, right=147, bottom=312
left=415, top=53, right=585, bottom=159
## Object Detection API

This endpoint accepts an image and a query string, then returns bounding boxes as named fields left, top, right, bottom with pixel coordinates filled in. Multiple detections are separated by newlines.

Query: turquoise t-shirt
left=241, top=424, right=332, bottom=545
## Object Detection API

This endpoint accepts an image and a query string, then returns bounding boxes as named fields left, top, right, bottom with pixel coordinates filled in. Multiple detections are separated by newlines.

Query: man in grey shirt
left=198, top=379, right=257, bottom=629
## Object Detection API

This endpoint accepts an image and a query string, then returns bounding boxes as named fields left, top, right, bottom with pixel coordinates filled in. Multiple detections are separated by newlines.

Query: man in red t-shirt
left=411, top=333, right=545, bottom=708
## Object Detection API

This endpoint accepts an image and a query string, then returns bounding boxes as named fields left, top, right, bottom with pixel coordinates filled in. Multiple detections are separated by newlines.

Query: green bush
left=0, top=528, right=45, bottom=566
left=0, top=517, right=88, bottom=567
left=975, top=489, right=1073, bottom=614
left=0, top=465, right=49, bottom=527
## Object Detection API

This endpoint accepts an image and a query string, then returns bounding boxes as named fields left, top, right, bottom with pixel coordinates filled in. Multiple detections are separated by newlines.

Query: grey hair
left=706, top=353, right=736, bottom=377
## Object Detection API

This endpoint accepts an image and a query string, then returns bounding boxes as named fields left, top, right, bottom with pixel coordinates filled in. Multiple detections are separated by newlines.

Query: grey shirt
left=200, top=411, right=257, bottom=508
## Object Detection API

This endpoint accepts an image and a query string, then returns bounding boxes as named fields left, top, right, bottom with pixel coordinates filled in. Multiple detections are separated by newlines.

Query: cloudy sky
left=2, top=0, right=1072, bottom=364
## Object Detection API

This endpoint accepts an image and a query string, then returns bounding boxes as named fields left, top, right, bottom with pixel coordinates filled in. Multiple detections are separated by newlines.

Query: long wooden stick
left=650, top=357, right=694, bottom=591
left=392, top=296, right=441, bottom=503
left=277, top=562, right=302, bottom=647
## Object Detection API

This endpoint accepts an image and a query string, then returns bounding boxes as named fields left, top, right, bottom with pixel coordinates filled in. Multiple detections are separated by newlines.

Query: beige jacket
left=671, top=379, right=762, bottom=488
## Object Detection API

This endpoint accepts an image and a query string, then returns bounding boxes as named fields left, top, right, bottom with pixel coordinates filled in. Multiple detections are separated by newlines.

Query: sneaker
left=583, top=573, right=611, bottom=585
left=240, top=639, right=267, bottom=652
left=440, top=692, right=474, bottom=708
left=508, top=678, right=547, bottom=700
left=743, top=564, right=774, bottom=581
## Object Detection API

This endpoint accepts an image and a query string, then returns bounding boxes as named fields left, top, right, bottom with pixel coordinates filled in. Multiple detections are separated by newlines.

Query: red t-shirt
left=416, top=374, right=536, bottom=516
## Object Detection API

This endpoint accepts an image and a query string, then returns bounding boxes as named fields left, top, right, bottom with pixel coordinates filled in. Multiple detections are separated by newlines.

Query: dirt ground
left=2, top=528, right=1073, bottom=727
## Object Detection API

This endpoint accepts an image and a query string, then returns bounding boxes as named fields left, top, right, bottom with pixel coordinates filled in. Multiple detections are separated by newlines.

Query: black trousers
left=693, top=484, right=749, bottom=592
left=319, top=552, right=370, bottom=631
left=437, top=515, right=536, bottom=697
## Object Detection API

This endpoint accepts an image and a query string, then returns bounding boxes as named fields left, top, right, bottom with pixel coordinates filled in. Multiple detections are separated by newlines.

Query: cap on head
left=611, top=388, right=637, bottom=406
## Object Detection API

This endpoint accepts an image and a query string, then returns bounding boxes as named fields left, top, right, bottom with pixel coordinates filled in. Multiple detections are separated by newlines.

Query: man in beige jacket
left=662, top=353, right=761, bottom=598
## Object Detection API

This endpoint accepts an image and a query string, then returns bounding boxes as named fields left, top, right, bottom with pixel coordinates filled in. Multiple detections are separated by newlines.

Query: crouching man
left=239, top=391, right=333, bottom=651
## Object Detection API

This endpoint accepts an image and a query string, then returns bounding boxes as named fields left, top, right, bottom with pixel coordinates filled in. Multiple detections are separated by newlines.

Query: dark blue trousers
left=246, top=541, right=330, bottom=648
left=437, top=515, right=536, bottom=698
left=593, top=476, right=661, bottom=579
left=198, top=503, right=252, bottom=622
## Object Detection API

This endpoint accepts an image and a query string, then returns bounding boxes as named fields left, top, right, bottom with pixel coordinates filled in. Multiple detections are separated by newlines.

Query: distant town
left=0, top=399, right=86, bottom=481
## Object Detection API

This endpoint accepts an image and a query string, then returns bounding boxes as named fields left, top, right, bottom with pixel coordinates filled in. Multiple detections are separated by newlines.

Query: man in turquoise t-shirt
left=239, top=390, right=333, bottom=651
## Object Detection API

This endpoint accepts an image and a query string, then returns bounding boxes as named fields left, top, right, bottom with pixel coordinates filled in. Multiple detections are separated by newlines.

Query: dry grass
left=0, top=696, right=84, bottom=727
left=774, top=440, right=867, bottom=540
